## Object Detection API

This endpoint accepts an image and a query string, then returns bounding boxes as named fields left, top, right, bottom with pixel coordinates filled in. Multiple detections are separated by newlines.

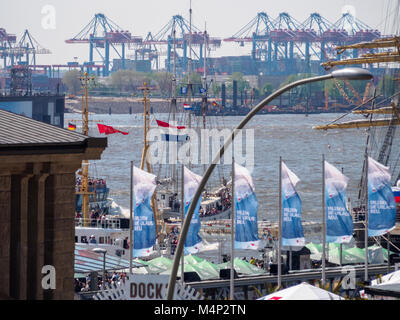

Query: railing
left=75, top=218, right=121, bottom=229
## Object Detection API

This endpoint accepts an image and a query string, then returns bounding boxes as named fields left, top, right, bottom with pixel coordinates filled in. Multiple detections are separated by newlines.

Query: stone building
left=0, top=109, right=107, bottom=299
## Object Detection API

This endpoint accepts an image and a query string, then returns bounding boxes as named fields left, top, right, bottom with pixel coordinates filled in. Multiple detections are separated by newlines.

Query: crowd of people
left=75, top=271, right=128, bottom=293
left=75, top=177, right=107, bottom=192
left=75, top=209, right=116, bottom=228
left=199, top=188, right=232, bottom=218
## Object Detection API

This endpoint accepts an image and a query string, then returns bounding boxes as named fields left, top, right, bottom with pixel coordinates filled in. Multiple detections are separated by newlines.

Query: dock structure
left=189, top=264, right=398, bottom=300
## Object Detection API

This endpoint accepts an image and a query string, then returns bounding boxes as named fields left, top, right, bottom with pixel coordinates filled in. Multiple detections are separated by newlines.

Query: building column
left=18, top=174, right=32, bottom=300
left=0, top=175, right=11, bottom=299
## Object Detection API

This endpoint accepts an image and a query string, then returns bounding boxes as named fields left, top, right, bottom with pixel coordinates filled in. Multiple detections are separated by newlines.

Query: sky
left=0, top=0, right=397, bottom=67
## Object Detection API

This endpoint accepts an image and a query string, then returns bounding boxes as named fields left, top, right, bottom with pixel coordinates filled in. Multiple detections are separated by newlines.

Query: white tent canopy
left=258, top=282, right=345, bottom=300
left=369, top=270, right=400, bottom=294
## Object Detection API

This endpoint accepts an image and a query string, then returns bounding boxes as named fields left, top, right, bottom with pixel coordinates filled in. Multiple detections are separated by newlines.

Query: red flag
left=97, top=123, right=129, bottom=135
left=156, top=119, right=186, bottom=130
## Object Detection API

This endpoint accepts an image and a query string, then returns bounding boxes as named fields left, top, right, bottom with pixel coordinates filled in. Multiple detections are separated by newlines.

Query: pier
left=189, top=264, right=398, bottom=300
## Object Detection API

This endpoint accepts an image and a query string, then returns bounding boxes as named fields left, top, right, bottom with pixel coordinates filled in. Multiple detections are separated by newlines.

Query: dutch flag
left=184, top=103, right=193, bottom=111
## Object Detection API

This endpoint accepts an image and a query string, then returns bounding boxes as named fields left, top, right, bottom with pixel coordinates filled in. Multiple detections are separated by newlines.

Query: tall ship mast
left=75, top=72, right=111, bottom=225
left=314, top=6, right=400, bottom=251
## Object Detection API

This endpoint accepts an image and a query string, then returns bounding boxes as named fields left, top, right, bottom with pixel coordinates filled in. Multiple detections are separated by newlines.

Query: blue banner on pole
left=368, top=157, right=397, bottom=236
left=132, top=167, right=157, bottom=257
left=325, top=161, right=353, bottom=243
left=184, top=167, right=203, bottom=254
left=281, top=162, right=305, bottom=246
left=234, top=163, right=260, bottom=249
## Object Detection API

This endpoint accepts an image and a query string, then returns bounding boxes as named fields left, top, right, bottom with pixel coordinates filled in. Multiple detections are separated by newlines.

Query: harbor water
left=66, top=112, right=372, bottom=225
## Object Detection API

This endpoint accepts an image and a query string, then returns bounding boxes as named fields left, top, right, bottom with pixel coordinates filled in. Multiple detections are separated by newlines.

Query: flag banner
left=234, top=163, right=261, bottom=250
left=97, top=123, right=129, bottom=135
left=156, top=119, right=186, bottom=130
left=132, top=166, right=157, bottom=257
left=368, top=157, right=397, bottom=236
left=68, top=123, right=76, bottom=131
left=184, top=167, right=203, bottom=254
left=392, top=187, right=400, bottom=203
left=325, top=161, right=353, bottom=243
left=281, top=162, right=305, bottom=246
left=161, top=133, right=190, bottom=142
left=183, top=103, right=193, bottom=111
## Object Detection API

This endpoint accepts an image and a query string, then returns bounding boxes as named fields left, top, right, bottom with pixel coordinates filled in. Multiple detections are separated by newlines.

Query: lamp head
left=92, top=248, right=107, bottom=254
left=331, top=68, right=373, bottom=81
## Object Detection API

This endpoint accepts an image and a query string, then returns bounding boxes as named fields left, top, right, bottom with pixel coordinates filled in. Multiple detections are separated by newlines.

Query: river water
left=65, top=112, right=374, bottom=227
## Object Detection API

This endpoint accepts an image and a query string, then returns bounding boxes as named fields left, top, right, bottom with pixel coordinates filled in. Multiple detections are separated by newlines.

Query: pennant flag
left=184, top=103, right=193, bottom=111
left=97, top=123, right=129, bottom=135
left=368, top=157, right=397, bottom=236
left=281, top=162, right=305, bottom=246
left=325, top=161, right=353, bottom=243
left=184, top=167, right=203, bottom=254
left=161, top=133, right=189, bottom=142
left=156, top=119, right=186, bottom=130
left=234, top=163, right=261, bottom=250
left=132, top=166, right=157, bottom=257
left=68, top=123, right=76, bottom=131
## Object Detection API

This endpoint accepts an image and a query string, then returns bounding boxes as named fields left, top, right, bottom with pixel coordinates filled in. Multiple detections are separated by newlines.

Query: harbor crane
left=143, top=15, right=221, bottom=74
left=66, top=13, right=143, bottom=76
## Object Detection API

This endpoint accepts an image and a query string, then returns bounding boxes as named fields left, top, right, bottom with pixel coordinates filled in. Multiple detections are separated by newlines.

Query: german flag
left=68, top=123, right=76, bottom=131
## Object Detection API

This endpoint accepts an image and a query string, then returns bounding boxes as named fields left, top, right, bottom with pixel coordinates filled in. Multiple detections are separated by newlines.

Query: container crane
left=0, top=29, right=50, bottom=69
left=224, top=12, right=275, bottom=67
left=0, top=28, right=17, bottom=68
left=143, top=15, right=221, bottom=74
left=65, top=13, right=142, bottom=76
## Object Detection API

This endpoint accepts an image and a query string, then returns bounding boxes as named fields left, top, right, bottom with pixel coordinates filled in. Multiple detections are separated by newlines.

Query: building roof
left=0, top=109, right=106, bottom=154
left=75, top=244, right=144, bottom=273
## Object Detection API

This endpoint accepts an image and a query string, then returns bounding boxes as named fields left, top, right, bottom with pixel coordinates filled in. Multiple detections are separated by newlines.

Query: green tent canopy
left=219, top=258, right=265, bottom=276
left=184, top=255, right=204, bottom=265
left=146, top=256, right=173, bottom=273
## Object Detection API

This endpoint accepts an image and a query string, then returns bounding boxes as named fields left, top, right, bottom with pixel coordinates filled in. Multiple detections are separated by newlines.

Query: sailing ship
left=154, top=15, right=232, bottom=224
left=316, top=19, right=400, bottom=253
left=73, top=72, right=132, bottom=259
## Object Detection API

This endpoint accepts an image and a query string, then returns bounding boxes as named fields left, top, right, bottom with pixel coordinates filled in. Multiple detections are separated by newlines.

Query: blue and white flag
left=132, top=166, right=157, bottom=257
left=161, top=133, right=190, bottom=142
left=281, top=162, right=305, bottom=246
left=234, top=163, right=261, bottom=249
left=325, top=161, right=353, bottom=243
left=368, top=157, right=397, bottom=236
left=184, top=166, right=203, bottom=254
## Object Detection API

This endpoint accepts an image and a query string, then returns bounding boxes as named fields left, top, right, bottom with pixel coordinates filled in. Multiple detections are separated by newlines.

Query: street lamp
left=166, top=67, right=373, bottom=300
left=93, top=248, right=107, bottom=287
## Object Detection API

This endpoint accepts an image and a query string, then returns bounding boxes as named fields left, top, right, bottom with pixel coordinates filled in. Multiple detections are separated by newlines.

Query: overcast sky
left=0, top=0, right=397, bottom=66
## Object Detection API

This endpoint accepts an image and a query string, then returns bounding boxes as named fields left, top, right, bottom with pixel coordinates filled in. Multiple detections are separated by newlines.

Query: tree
left=153, top=72, right=173, bottom=97
left=227, top=72, right=250, bottom=93
left=108, top=70, right=149, bottom=93
left=62, top=70, right=82, bottom=95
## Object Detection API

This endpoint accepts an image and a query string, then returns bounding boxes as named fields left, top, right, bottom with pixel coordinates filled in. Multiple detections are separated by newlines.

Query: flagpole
left=322, top=154, right=326, bottom=287
left=365, top=155, right=369, bottom=282
left=181, top=164, right=185, bottom=284
left=278, top=156, right=282, bottom=289
left=230, top=156, right=235, bottom=300
left=129, top=161, right=134, bottom=275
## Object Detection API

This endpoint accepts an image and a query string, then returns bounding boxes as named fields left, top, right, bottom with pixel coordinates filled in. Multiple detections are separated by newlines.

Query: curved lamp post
left=166, top=67, right=373, bottom=300
left=93, top=248, right=107, bottom=285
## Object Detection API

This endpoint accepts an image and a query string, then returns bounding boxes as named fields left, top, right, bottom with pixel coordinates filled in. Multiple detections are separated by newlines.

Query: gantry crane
left=0, top=29, right=50, bottom=68
left=66, top=13, right=142, bottom=76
